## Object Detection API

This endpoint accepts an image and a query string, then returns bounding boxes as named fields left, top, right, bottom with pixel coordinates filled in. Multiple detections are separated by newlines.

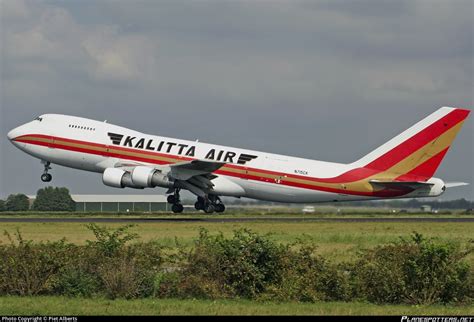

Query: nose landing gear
left=41, top=161, right=52, bottom=182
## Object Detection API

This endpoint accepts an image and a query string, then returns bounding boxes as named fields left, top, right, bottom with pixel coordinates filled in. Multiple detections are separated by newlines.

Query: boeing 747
left=7, top=107, right=470, bottom=213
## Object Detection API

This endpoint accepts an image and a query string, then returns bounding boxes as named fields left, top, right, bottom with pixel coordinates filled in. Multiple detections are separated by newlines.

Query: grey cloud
left=1, top=0, right=472, bottom=199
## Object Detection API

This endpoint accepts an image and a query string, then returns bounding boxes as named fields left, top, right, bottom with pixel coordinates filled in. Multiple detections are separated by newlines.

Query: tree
left=32, top=186, right=76, bottom=211
left=0, top=200, right=5, bottom=212
left=5, top=194, right=30, bottom=211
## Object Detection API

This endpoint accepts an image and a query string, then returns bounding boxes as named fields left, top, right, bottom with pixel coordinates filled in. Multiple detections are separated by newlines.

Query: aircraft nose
left=7, top=125, right=28, bottom=150
left=7, top=126, right=23, bottom=141
left=7, top=128, right=16, bottom=141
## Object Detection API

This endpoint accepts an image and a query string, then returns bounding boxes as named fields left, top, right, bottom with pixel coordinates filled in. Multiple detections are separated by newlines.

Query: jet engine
left=131, top=166, right=174, bottom=188
left=102, top=167, right=143, bottom=189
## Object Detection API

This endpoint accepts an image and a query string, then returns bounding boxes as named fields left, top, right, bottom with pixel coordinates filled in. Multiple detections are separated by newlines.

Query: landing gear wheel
left=167, top=195, right=177, bottom=204
left=194, top=197, right=205, bottom=211
left=214, top=204, right=225, bottom=213
left=171, top=203, right=184, bottom=213
left=203, top=203, right=215, bottom=214
left=167, top=189, right=181, bottom=205
left=41, top=161, right=52, bottom=182
left=195, top=201, right=204, bottom=210
left=41, top=173, right=52, bottom=182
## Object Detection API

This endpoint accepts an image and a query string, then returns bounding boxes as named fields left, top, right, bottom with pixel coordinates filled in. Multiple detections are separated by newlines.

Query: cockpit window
left=34, top=117, right=43, bottom=122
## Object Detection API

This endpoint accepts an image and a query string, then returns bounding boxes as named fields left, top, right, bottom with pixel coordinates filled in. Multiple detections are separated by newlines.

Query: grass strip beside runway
left=0, top=296, right=472, bottom=315
left=1, top=220, right=473, bottom=265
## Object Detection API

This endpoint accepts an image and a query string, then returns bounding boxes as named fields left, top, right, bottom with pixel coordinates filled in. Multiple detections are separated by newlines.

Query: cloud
left=1, top=0, right=472, bottom=199
left=3, top=0, right=472, bottom=106
left=3, top=0, right=156, bottom=85
left=82, top=26, right=157, bottom=82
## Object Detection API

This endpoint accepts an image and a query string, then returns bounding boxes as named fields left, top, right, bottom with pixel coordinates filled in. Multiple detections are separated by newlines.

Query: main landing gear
left=167, top=189, right=184, bottom=213
left=41, top=161, right=52, bottom=182
left=194, top=195, right=225, bottom=214
left=167, top=190, right=226, bottom=214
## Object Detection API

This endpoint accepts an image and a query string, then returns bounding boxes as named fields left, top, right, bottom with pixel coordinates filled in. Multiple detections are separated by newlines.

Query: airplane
left=7, top=106, right=471, bottom=213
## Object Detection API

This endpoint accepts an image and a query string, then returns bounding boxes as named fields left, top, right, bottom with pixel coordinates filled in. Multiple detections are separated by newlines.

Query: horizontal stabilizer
left=369, top=180, right=434, bottom=190
left=445, top=182, right=469, bottom=188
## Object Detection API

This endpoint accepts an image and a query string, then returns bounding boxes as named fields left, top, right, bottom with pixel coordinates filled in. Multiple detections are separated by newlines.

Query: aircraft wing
left=110, top=159, right=225, bottom=195
left=113, top=159, right=225, bottom=179
left=168, top=160, right=226, bottom=180
left=369, top=180, right=434, bottom=190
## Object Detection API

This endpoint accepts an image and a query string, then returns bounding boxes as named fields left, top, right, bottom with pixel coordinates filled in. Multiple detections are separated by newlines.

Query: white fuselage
left=7, top=113, right=449, bottom=203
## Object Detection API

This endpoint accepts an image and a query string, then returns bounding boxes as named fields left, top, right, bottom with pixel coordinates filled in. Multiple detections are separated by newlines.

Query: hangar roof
left=71, top=195, right=168, bottom=202
left=28, top=195, right=167, bottom=203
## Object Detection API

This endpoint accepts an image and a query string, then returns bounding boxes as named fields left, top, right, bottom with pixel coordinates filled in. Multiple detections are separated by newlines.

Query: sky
left=1, top=0, right=473, bottom=200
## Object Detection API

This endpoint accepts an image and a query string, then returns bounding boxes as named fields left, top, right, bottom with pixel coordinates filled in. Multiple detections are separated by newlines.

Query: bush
left=84, top=224, right=162, bottom=299
left=154, top=271, right=182, bottom=298
left=52, top=243, right=102, bottom=297
left=0, top=230, right=69, bottom=295
left=0, top=226, right=471, bottom=305
left=32, top=187, right=76, bottom=212
left=157, top=228, right=287, bottom=299
left=0, top=200, right=5, bottom=212
left=5, top=194, right=29, bottom=211
left=352, top=233, right=473, bottom=304
left=55, top=267, right=99, bottom=297
left=85, top=223, right=138, bottom=257
left=98, top=256, right=141, bottom=299
left=1, top=225, right=163, bottom=299
left=266, top=245, right=351, bottom=302
left=97, top=242, right=163, bottom=299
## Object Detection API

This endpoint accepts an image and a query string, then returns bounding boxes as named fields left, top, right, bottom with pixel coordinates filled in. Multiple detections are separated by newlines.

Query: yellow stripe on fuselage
left=18, top=121, right=464, bottom=194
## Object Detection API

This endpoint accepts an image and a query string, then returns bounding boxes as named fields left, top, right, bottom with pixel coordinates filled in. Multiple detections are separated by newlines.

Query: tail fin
left=352, top=107, right=470, bottom=181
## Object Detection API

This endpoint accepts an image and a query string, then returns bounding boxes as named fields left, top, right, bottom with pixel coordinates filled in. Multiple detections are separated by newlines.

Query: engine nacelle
left=131, top=166, right=156, bottom=187
left=151, top=171, right=174, bottom=188
left=103, top=168, right=125, bottom=188
left=131, top=166, right=174, bottom=188
left=102, top=168, right=143, bottom=189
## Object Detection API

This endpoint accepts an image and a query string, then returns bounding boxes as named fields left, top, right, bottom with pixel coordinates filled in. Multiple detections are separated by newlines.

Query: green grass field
left=1, top=217, right=473, bottom=265
left=0, top=209, right=470, bottom=217
left=1, top=213, right=473, bottom=315
left=0, top=297, right=472, bottom=315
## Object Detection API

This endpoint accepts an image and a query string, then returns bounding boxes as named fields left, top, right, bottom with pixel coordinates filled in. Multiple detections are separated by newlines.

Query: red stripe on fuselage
left=14, top=134, right=411, bottom=197
left=14, top=109, right=469, bottom=198
left=13, top=108, right=466, bottom=186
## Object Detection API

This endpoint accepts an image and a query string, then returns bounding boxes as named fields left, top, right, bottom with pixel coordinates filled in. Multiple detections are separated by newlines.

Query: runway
left=0, top=217, right=473, bottom=223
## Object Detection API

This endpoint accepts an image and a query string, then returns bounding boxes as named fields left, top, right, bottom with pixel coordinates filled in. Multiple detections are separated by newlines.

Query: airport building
left=72, top=195, right=168, bottom=212
left=28, top=194, right=169, bottom=212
